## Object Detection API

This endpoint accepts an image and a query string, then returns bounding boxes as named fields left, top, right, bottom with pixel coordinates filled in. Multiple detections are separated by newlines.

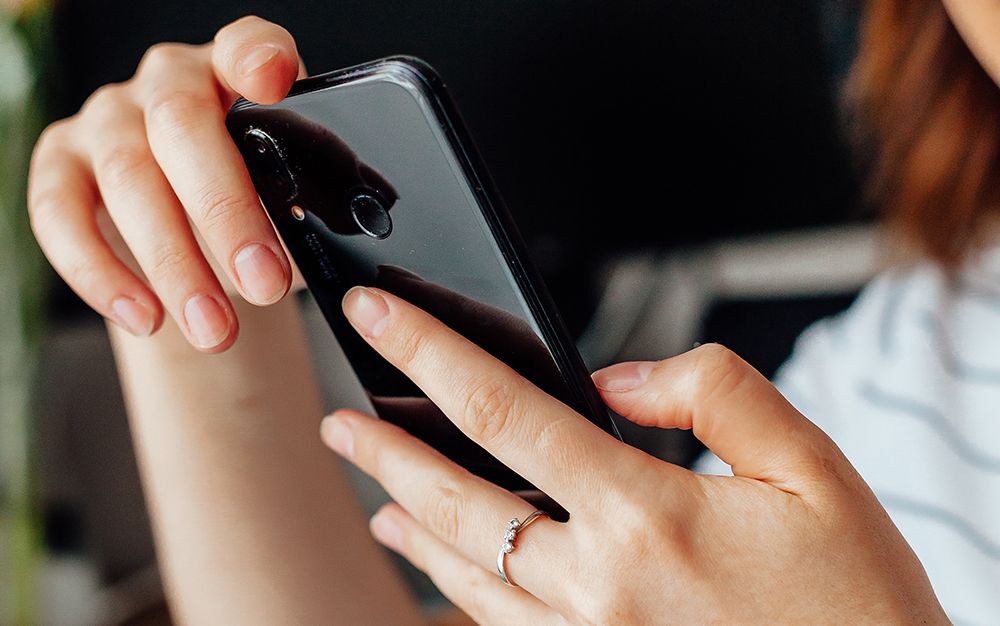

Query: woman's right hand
left=28, top=16, right=304, bottom=352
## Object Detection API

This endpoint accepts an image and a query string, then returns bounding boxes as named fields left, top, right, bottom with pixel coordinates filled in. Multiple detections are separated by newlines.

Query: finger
left=321, top=410, right=572, bottom=609
left=80, top=88, right=237, bottom=351
left=211, top=15, right=301, bottom=104
left=28, top=126, right=163, bottom=336
left=592, top=344, right=842, bottom=490
left=370, top=504, right=562, bottom=626
left=374, top=266, right=568, bottom=394
left=339, top=286, right=634, bottom=509
left=137, top=47, right=292, bottom=307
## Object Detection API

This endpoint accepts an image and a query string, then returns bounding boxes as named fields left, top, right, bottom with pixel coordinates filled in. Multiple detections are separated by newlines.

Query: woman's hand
left=28, top=16, right=303, bottom=351
left=321, top=287, right=948, bottom=625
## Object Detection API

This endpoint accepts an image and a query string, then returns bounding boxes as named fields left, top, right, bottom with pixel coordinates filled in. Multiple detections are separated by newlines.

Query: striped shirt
left=696, top=247, right=1000, bottom=625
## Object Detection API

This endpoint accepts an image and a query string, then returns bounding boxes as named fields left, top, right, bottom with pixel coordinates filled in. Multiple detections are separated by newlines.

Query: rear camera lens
left=350, top=193, right=392, bottom=240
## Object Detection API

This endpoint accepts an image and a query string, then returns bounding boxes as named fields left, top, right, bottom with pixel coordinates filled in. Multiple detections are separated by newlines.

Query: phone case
left=227, top=57, right=621, bottom=492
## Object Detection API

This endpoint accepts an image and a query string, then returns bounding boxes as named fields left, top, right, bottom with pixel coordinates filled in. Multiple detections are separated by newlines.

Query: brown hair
left=848, top=0, right=1000, bottom=265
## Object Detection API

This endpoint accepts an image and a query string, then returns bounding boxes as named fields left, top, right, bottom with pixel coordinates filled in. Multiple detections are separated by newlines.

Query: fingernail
left=111, top=297, right=154, bottom=337
left=370, top=510, right=403, bottom=552
left=234, top=243, right=287, bottom=305
left=342, top=287, right=389, bottom=338
left=320, top=416, right=354, bottom=459
left=238, top=45, right=280, bottom=77
left=592, top=361, right=656, bottom=392
left=183, top=294, right=230, bottom=349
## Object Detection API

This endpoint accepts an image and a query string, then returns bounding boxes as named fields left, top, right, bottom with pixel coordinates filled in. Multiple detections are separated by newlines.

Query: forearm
left=109, top=295, right=422, bottom=625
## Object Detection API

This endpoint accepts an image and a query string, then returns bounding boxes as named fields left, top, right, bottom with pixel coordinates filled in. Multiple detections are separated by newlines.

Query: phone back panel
left=227, top=58, right=619, bottom=490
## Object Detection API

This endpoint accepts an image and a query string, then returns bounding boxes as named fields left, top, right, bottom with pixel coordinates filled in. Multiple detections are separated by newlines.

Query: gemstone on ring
left=497, top=510, right=550, bottom=588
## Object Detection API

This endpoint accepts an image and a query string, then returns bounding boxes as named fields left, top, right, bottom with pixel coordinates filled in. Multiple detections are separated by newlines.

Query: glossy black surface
left=227, top=58, right=620, bottom=491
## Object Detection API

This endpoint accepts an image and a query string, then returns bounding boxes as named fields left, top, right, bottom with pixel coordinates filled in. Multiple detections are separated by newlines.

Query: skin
left=941, top=1, right=1000, bottom=86
left=28, top=14, right=954, bottom=626
left=108, top=296, right=422, bottom=624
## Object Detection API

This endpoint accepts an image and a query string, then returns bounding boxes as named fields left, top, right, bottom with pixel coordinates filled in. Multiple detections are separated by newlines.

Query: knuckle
left=424, top=478, right=466, bottom=546
left=229, top=14, right=267, bottom=30
left=145, top=90, right=218, bottom=136
left=611, top=498, right=666, bottom=548
left=147, top=243, right=191, bottom=281
left=689, top=343, right=749, bottom=401
left=190, top=184, right=249, bottom=230
left=460, top=377, right=516, bottom=446
left=33, top=119, right=71, bottom=156
left=362, top=430, right=392, bottom=479
left=81, top=84, right=129, bottom=120
left=27, top=187, right=65, bottom=237
left=62, top=254, right=104, bottom=291
left=138, top=42, right=190, bottom=74
left=799, top=443, right=854, bottom=491
left=597, top=483, right=698, bottom=565
left=95, top=143, right=154, bottom=191
left=392, top=325, right=435, bottom=371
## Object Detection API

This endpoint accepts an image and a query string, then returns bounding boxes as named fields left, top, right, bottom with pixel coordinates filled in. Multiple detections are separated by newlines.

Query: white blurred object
left=41, top=557, right=103, bottom=626
left=42, top=556, right=164, bottom=625
left=0, top=14, right=31, bottom=109
left=579, top=223, right=882, bottom=367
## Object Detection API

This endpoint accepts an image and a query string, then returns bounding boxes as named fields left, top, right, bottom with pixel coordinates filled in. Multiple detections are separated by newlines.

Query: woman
left=26, top=1, right=994, bottom=623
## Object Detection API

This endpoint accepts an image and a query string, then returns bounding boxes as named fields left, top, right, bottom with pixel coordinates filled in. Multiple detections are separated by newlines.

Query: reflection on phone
left=227, top=80, right=610, bottom=503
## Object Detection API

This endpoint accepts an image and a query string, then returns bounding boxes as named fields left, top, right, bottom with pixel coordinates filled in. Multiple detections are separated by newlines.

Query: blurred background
left=1, top=0, right=876, bottom=623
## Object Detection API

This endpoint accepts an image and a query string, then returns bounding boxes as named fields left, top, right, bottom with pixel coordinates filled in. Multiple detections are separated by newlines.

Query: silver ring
left=496, top=510, right=549, bottom=587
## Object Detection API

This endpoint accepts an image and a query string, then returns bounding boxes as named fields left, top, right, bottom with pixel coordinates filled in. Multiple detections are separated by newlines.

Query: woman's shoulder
left=778, top=249, right=1000, bottom=420
left=785, top=260, right=951, bottom=371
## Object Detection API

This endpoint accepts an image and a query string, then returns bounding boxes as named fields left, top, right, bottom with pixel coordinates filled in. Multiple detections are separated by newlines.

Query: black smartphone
left=227, top=57, right=622, bottom=492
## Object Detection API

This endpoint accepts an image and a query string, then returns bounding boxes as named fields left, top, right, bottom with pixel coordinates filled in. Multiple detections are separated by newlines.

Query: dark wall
left=52, top=0, right=860, bottom=333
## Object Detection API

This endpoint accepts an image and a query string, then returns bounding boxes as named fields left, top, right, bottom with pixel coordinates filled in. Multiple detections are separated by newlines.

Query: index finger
left=340, top=286, right=633, bottom=509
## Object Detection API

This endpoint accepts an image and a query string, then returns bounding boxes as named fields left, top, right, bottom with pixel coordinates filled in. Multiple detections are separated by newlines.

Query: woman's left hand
left=320, top=287, right=947, bottom=625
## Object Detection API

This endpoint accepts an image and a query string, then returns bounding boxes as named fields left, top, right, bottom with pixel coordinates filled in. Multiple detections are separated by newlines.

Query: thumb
left=593, top=344, right=839, bottom=489
left=211, top=16, right=303, bottom=105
